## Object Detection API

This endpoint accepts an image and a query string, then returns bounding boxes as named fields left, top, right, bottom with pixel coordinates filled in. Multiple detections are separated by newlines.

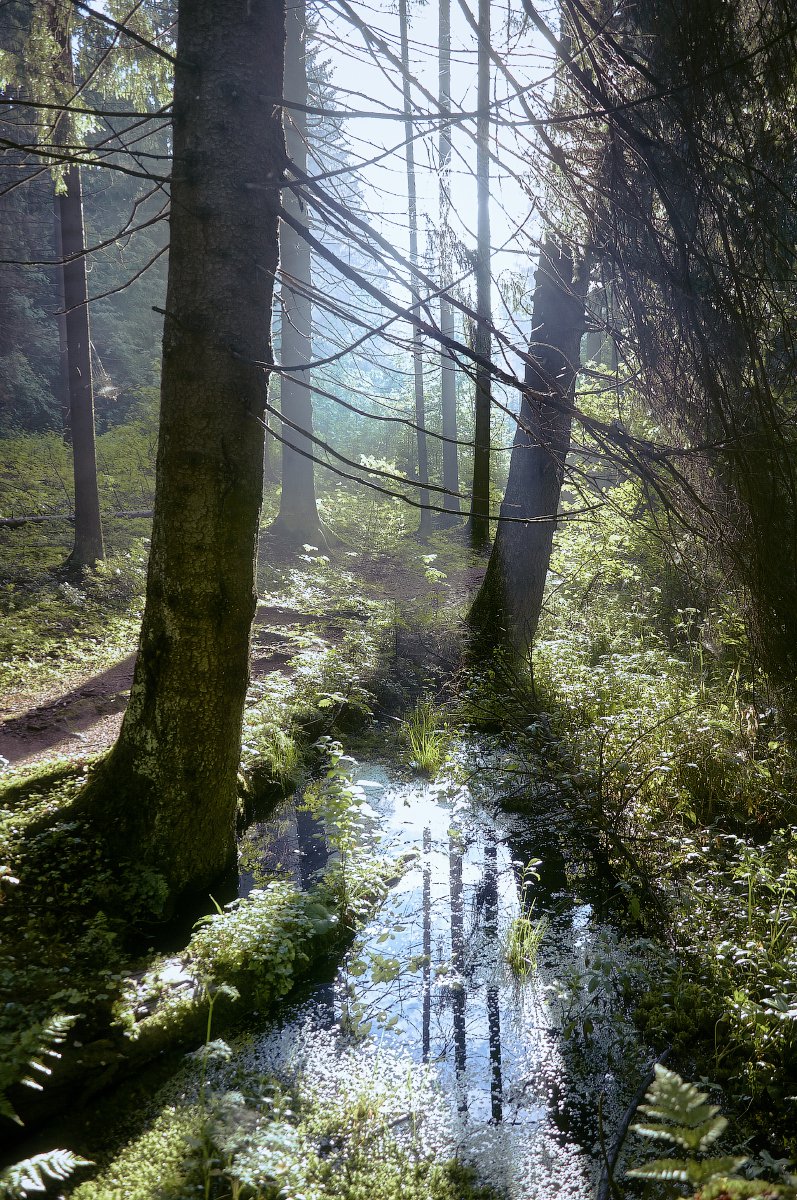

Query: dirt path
left=0, top=550, right=484, bottom=774
left=0, top=606, right=310, bottom=772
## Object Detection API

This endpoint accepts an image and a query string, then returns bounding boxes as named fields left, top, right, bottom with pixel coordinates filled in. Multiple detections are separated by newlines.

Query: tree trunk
left=52, top=196, right=70, bottom=431
left=51, top=5, right=104, bottom=567
left=467, top=0, right=492, bottom=551
left=58, top=166, right=104, bottom=566
left=468, top=240, right=587, bottom=660
left=78, top=0, right=285, bottom=903
left=399, top=0, right=432, bottom=538
left=438, top=0, right=461, bottom=526
left=271, top=0, right=321, bottom=544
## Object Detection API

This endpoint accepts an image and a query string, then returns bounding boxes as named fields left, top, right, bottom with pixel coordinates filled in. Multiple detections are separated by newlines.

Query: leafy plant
left=627, top=1066, right=796, bottom=1197
left=302, top=740, right=373, bottom=852
left=0, top=1012, right=79, bottom=1124
left=0, top=1014, right=92, bottom=1198
left=0, top=1149, right=93, bottom=1199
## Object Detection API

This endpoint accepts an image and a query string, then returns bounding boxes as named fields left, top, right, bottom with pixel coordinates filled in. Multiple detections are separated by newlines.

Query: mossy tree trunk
left=468, top=240, right=587, bottom=660
left=78, top=0, right=285, bottom=902
left=271, top=0, right=322, bottom=545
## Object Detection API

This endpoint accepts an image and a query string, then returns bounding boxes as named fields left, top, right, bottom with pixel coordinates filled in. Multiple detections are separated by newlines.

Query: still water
left=239, top=753, right=651, bottom=1199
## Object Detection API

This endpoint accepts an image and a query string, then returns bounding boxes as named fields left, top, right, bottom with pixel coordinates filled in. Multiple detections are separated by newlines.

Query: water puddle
left=242, top=752, right=652, bottom=1199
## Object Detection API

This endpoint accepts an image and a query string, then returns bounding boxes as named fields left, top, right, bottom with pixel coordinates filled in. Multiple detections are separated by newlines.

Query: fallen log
left=0, top=510, right=153, bottom=528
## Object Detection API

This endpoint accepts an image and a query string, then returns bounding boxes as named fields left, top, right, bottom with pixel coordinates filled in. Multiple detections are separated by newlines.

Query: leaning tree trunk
left=52, top=3, right=104, bottom=567
left=271, top=0, right=322, bottom=544
left=437, top=0, right=461, bottom=525
left=399, top=0, right=432, bottom=537
left=467, top=0, right=492, bottom=551
left=468, top=240, right=587, bottom=660
left=78, top=0, right=285, bottom=903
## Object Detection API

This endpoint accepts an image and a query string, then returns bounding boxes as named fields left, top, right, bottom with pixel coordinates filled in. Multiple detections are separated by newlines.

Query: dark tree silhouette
left=469, top=239, right=587, bottom=659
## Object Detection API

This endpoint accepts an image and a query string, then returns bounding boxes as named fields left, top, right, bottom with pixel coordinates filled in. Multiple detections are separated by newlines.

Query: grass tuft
left=401, top=698, right=449, bottom=777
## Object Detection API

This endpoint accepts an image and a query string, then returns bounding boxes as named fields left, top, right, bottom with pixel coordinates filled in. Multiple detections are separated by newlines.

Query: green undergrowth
left=114, top=852, right=398, bottom=1063
left=70, top=1030, right=497, bottom=1200
left=0, top=423, right=157, bottom=695
left=471, top=475, right=797, bottom=1155
left=625, top=1065, right=797, bottom=1198
left=242, top=527, right=471, bottom=800
left=0, top=541, right=148, bottom=697
left=0, top=744, right=400, bottom=1148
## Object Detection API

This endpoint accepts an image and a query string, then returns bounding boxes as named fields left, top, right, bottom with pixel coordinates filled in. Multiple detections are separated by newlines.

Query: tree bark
left=78, top=0, right=285, bottom=903
left=467, top=0, right=492, bottom=551
left=51, top=194, right=70, bottom=431
left=51, top=4, right=104, bottom=567
left=399, top=0, right=432, bottom=538
left=57, top=165, right=104, bottom=567
left=468, top=240, right=587, bottom=660
left=437, top=0, right=461, bottom=526
left=271, top=0, right=321, bottom=544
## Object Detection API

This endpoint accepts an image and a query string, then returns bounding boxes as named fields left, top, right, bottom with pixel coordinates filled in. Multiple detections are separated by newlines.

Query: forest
left=1, top=0, right=796, bottom=1197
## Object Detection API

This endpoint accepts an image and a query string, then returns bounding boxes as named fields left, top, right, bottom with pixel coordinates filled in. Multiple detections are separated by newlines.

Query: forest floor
left=5, top=498, right=797, bottom=1194
left=0, top=531, right=485, bottom=771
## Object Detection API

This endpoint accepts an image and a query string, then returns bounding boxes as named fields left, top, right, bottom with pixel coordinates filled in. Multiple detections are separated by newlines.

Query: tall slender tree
left=78, top=0, right=286, bottom=903
left=437, top=0, right=460, bottom=526
left=398, top=0, right=432, bottom=537
left=469, top=239, right=587, bottom=659
left=522, top=0, right=797, bottom=699
left=51, top=1, right=104, bottom=566
left=467, top=0, right=492, bottom=551
left=271, top=0, right=322, bottom=545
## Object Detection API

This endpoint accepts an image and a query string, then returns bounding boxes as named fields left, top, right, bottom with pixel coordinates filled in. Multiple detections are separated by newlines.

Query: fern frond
left=637, top=1065, right=721, bottom=1125
left=627, top=1156, right=692, bottom=1182
left=628, top=1155, right=748, bottom=1183
left=0, top=1096, right=22, bottom=1127
left=0, top=1148, right=92, bottom=1198
left=632, top=1065, right=729, bottom=1152
left=633, top=1116, right=728, bottom=1152
left=627, top=1069, right=797, bottom=1198
left=1, top=1013, right=81, bottom=1126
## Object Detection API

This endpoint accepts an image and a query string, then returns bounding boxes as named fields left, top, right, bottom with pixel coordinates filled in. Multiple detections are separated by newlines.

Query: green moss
left=124, top=855, right=394, bottom=1053
left=71, top=1032, right=499, bottom=1200
left=0, top=759, right=89, bottom=818
left=71, top=1104, right=201, bottom=1200
left=321, top=1156, right=494, bottom=1195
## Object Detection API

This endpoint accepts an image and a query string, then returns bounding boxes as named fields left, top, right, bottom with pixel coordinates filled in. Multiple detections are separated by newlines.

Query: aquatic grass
left=504, top=911, right=548, bottom=978
left=402, top=698, right=449, bottom=777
